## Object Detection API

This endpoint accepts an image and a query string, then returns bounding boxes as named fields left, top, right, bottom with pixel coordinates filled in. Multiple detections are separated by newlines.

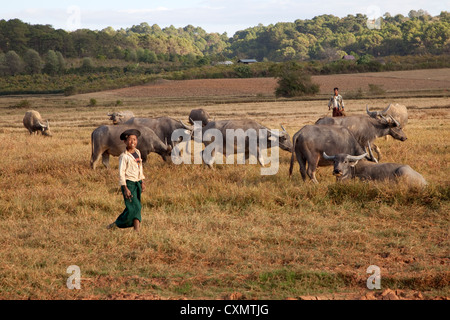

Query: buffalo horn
left=381, top=104, right=391, bottom=116
left=280, top=124, right=287, bottom=132
left=346, top=153, right=368, bottom=161
left=179, top=119, right=194, bottom=131
left=38, top=120, right=47, bottom=128
left=322, top=152, right=335, bottom=160
left=389, top=115, right=400, bottom=127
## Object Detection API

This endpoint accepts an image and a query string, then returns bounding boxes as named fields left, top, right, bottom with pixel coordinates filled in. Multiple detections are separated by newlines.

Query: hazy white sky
left=2, top=0, right=449, bottom=35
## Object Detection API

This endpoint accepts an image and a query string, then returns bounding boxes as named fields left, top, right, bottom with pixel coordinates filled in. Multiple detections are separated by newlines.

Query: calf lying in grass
left=323, top=152, right=427, bottom=188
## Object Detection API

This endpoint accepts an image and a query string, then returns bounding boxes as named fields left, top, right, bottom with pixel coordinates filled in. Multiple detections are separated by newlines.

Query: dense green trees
left=0, top=10, right=448, bottom=76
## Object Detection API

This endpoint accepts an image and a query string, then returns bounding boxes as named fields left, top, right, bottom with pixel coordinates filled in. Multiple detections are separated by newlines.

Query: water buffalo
left=366, top=103, right=408, bottom=128
left=198, top=119, right=292, bottom=168
left=323, top=152, right=427, bottom=187
left=188, top=108, right=212, bottom=126
left=124, top=116, right=193, bottom=151
left=107, top=111, right=135, bottom=125
left=289, top=124, right=373, bottom=183
left=23, top=110, right=52, bottom=136
left=315, top=105, right=407, bottom=161
left=90, top=124, right=172, bottom=169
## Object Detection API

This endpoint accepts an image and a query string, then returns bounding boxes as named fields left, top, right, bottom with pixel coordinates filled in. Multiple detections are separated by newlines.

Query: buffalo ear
left=349, top=160, right=360, bottom=168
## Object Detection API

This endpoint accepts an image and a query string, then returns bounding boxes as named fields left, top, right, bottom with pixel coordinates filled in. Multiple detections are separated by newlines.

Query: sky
left=2, top=0, right=449, bottom=36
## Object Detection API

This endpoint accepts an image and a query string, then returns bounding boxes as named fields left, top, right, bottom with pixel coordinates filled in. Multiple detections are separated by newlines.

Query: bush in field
left=11, top=99, right=32, bottom=108
left=368, top=83, right=386, bottom=95
left=64, top=86, right=78, bottom=96
left=88, top=98, right=97, bottom=106
left=273, top=61, right=320, bottom=97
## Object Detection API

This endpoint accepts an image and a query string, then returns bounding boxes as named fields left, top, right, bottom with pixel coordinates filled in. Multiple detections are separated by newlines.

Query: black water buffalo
left=289, top=124, right=372, bottom=183
left=188, top=108, right=212, bottom=126
left=90, top=124, right=171, bottom=169
left=107, top=111, right=135, bottom=125
left=323, top=152, right=427, bottom=187
left=23, top=110, right=52, bottom=136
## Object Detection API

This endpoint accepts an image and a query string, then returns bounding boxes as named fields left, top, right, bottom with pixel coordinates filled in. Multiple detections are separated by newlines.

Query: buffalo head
left=366, top=105, right=407, bottom=141
left=323, top=152, right=368, bottom=181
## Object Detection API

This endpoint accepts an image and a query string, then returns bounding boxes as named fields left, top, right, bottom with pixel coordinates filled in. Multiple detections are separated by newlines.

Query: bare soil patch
left=89, top=68, right=450, bottom=99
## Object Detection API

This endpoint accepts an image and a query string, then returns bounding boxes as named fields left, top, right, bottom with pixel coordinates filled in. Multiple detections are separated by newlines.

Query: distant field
left=80, top=68, right=450, bottom=99
left=0, top=76, right=448, bottom=300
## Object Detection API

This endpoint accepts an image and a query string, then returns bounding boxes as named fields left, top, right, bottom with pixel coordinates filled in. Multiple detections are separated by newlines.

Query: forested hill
left=0, top=10, right=449, bottom=64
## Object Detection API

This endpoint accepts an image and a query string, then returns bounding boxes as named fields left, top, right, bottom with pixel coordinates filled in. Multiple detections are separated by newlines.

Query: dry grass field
left=0, top=69, right=449, bottom=300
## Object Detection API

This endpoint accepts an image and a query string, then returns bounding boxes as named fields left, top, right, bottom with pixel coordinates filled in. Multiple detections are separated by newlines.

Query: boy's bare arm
left=121, top=185, right=132, bottom=199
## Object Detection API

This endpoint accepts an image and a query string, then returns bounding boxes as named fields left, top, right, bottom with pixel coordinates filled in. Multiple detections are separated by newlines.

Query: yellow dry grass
left=0, top=87, right=448, bottom=300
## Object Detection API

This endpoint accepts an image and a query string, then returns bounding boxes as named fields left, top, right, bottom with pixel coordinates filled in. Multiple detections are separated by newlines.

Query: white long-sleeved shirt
left=328, top=94, right=344, bottom=109
left=118, top=149, right=145, bottom=186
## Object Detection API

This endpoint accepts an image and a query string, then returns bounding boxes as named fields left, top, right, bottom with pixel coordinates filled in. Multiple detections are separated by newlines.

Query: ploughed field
left=83, top=68, right=450, bottom=99
left=0, top=71, right=448, bottom=300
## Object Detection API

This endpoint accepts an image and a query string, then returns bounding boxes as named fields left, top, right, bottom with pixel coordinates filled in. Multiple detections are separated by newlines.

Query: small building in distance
left=342, top=55, right=355, bottom=61
left=216, top=61, right=234, bottom=65
left=237, top=59, right=257, bottom=64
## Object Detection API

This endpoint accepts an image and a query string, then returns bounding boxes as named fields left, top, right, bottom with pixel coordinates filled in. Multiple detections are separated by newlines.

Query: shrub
left=234, top=65, right=252, bottom=78
left=274, top=62, right=320, bottom=98
left=64, top=86, right=78, bottom=96
left=368, top=83, right=386, bottom=95
left=88, top=98, right=97, bottom=107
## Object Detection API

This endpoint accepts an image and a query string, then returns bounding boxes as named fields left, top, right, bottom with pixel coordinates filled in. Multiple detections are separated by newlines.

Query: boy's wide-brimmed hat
left=120, top=129, right=141, bottom=141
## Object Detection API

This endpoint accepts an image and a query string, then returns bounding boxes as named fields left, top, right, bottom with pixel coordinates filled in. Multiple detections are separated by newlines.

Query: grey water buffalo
left=188, top=108, right=212, bottom=126
left=107, top=111, right=135, bottom=125
left=289, top=125, right=372, bottom=183
left=124, top=116, right=193, bottom=151
left=23, top=110, right=52, bottom=136
left=198, top=119, right=292, bottom=168
left=323, top=152, right=427, bottom=187
left=90, top=124, right=172, bottom=169
left=315, top=105, right=407, bottom=161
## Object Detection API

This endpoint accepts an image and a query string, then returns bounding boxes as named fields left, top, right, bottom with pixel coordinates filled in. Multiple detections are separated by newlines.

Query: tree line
left=0, top=10, right=449, bottom=76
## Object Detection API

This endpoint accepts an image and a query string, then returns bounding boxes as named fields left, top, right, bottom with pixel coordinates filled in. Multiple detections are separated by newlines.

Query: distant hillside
left=0, top=10, right=449, bottom=63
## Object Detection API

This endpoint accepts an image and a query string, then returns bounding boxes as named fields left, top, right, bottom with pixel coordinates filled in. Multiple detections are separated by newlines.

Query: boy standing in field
left=328, top=87, right=346, bottom=117
left=107, top=129, right=146, bottom=233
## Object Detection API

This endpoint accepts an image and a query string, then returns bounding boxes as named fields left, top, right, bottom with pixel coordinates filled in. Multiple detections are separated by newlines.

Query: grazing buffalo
left=198, top=119, right=292, bottom=168
left=107, top=111, right=135, bottom=125
left=289, top=125, right=373, bottom=183
left=124, top=116, right=193, bottom=151
left=90, top=124, right=172, bottom=169
left=323, top=152, right=427, bottom=187
left=188, top=108, right=212, bottom=126
left=315, top=105, right=407, bottom=161
left=366, top=103, right=408, bottom=128
left=23, top=110, right=52, bottom=136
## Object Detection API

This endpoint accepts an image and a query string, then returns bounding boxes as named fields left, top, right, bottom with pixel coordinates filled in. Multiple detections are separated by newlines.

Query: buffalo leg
left=102, top=152, right=110, bottom=168
left=296, top=149, right=307, bottom=181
